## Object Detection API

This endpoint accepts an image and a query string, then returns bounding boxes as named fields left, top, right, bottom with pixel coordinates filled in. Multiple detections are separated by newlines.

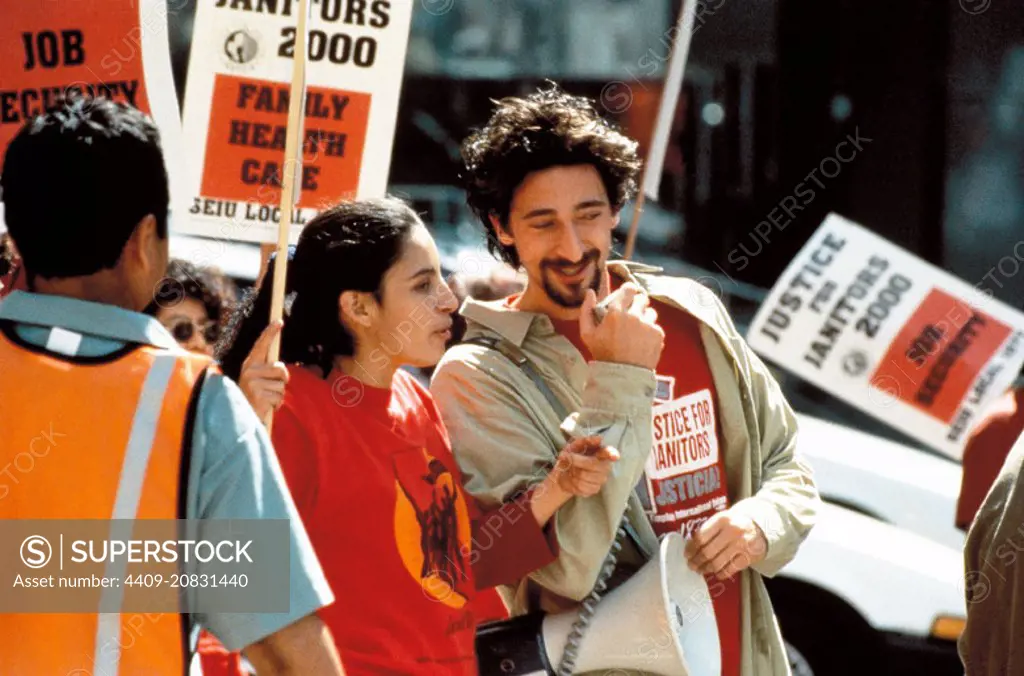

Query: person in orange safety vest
left=0, top=95, right=346, bottom=675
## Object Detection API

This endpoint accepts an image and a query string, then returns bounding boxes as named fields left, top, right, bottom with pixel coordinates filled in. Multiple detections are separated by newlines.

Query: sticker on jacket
left=654, top=374, right=676, bottom=404
left=645, top=389, right=728, bottom=535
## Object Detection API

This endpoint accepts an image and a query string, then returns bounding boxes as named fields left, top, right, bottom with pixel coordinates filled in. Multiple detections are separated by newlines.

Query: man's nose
left=554, top=223, right=585, bottom=262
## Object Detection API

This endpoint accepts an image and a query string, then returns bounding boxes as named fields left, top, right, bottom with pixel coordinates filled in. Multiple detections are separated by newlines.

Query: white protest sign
left=179, top=0, right=412, bottom=244
left=747, top=213, right=1024, bottom=459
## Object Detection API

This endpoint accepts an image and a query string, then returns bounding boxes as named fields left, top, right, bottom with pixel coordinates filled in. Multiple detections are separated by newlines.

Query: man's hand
left=240, top=320, right=290, bottom=420
left=579, top=283, right=664, bottom=370
left=551, top=435, right=620, bottom=497
left=683, top=509, right=769, bottom=581
left=530, top=436, right=620, bottom=526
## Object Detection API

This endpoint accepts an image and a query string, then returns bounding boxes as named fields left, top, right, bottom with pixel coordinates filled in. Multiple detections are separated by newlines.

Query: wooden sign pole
left=624, top=0, right=697, bottom=260
left=263, top=0, right=309, bottom=431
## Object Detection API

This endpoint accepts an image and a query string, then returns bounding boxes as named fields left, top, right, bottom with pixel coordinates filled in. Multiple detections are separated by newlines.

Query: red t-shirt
left=271, top=367, right=555, bottom=675
left=956, top=387, right=1024, bottom=530
left=552, top=297, right=742, bottom=676
left=196, top=631, right=247, bottom=676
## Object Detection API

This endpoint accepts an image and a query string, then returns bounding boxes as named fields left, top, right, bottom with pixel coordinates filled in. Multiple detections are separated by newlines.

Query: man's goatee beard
left=543, top=262, right=602, bottom=309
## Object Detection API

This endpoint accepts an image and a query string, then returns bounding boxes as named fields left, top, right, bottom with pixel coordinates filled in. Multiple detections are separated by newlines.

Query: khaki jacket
left=430, top=262, right=820, bottom=676
left=959, top=430, right=1024, bottom=674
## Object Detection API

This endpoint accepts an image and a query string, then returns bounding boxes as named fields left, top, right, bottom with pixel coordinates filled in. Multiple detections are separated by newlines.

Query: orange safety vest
left=0, top=322, right=213, bottom=676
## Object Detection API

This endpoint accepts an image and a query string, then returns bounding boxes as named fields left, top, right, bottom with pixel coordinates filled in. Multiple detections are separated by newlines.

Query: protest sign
left=0, top=0, right=184, bottom=229
left=180, top=0, right=413, bottom=244
left=645, top=388, right=729, bottom=538
left=747, top=213, right=1024, bottom=459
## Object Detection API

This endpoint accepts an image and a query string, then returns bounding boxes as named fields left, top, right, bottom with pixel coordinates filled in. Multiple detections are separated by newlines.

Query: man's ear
left=611, top=209, right=621, bottom=229
left=127, top=214, right=160, bottom=274
left=339, top=290, right=377, bottom=329
left=490, top=214, right=515, bottom=247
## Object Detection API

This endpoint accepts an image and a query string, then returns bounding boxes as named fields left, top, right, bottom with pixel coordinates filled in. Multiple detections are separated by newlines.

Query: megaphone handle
left=555, top=522, right=629, bottom=676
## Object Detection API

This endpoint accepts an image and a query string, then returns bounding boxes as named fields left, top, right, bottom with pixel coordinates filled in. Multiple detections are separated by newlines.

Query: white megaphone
left=476, top=532, right=721, bottom=675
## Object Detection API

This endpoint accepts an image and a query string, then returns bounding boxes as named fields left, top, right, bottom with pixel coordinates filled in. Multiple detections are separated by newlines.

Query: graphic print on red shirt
left=551, top=287, right=742, bottom=676
left=393, top=448, right=474, bottom=608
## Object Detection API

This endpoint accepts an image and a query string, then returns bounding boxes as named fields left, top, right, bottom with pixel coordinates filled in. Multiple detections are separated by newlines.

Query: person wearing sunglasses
left=147, top=259, right=288, bottom=425
left=146, top=258, right=235, bottom=356
left=164, top=312, right=221, bottom=348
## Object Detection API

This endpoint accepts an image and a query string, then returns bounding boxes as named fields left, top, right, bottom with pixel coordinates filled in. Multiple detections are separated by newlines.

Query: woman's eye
left=416, top=281, right=431, bottom=292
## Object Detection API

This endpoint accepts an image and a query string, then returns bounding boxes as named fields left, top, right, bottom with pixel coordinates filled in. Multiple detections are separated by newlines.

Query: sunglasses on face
left=165, top=318, right=220, bottom=346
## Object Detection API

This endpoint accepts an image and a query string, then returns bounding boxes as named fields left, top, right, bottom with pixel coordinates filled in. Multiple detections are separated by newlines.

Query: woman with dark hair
left=146, top=258, right=237, bottom=356
left=219, top=196, right=619, bottom=675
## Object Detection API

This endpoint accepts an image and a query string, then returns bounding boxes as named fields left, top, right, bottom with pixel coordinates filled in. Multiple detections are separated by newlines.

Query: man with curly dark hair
left=431, top=85, right=820, bottom=676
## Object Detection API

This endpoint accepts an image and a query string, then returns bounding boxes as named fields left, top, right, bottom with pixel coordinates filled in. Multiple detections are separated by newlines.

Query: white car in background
left=170, top=189, right=970, bottom=676
left=795, top=413, right=964, bottom=551
left=771, top=415, right=966, bottom=676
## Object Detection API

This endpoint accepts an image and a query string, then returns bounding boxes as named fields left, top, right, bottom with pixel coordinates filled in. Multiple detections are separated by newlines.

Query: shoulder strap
left=462, top=335, right=569, bottom=421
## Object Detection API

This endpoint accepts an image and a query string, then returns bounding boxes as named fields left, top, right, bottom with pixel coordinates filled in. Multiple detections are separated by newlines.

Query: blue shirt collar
left=0, top=290, right=180, bottom=350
